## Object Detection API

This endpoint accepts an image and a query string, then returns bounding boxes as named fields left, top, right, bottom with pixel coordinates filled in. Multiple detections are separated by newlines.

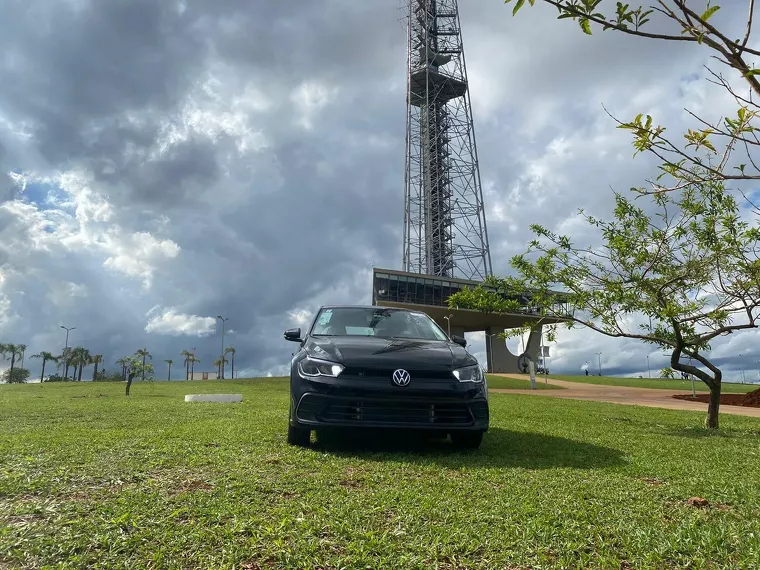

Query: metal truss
left=402, top=0, right=492, bottom=281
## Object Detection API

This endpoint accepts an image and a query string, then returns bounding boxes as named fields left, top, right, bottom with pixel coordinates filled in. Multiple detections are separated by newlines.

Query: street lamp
left=646, top=354, right=651, bottom=378
left=216, top=316, right=229, bottom=380
left=443, top=314, right=453, bottom=337
left=60, top=325, right=75, bottom=381
left=485, top=333, right=495, bottom=373
left=596, top=352, right=602, bottom=376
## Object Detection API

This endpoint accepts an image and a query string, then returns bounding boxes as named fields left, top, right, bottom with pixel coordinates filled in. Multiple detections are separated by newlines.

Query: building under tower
left=371, top=0, right=567, bottom=373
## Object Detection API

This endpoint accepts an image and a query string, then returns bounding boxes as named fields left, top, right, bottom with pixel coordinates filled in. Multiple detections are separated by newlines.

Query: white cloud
left=144, top=308, right=216, bottom=337
left=47, top=281, right=88, bottom=307
left=290, top=80, right=339, bottom=130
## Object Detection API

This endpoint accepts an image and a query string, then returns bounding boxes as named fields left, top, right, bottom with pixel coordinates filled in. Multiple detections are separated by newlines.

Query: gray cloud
left=1, top=0, right=758, bottom=383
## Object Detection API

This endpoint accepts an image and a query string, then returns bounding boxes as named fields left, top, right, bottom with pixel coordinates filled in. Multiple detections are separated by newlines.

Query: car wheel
left=287, top=423, right=311, bottom=447
left=450, top=431, right=484, bottom=450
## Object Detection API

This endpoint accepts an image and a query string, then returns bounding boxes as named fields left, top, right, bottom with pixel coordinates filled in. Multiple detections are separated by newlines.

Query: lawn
left=2, top=379, right=760, bottom=569
left=547, top=374, right=759, bottom=393
left=485, top=374, right=563, bottom=390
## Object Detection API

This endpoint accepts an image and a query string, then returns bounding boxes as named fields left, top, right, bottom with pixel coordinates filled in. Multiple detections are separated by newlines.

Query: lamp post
left=485, top=333, right=495, bottom=373
left=443, top=314, right=453, bottom=337
left=60, top=325, right=75, bottom=380
left=216, top=316, right=229, bottom=379
left=596, top=352, right=602, bottom=376
left=646, top=355, right=651, bottom=379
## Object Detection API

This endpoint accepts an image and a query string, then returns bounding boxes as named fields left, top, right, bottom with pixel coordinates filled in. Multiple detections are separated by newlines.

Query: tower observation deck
left=402, top=0, right=492, bottom=281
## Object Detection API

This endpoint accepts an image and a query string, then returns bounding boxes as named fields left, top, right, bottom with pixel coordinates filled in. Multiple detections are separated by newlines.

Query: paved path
left=489, top=374, right=760, bottom=418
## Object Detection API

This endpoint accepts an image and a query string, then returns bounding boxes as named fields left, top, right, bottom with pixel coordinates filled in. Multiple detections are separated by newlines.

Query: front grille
left=340, top=367, right=453, bottom=380
left=318, top=399, right=473, bottom=426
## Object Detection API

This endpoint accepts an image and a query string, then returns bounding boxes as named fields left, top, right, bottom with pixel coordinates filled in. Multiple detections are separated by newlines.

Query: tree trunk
left=40, top=360, right=46, bottom=383
left=9, top=353, right=16, bottom=376
left=92, top=362, right=99, bottom=381
left=168, top=364, right=171, bottom=381
left=78, top=364, right=84, bottom=382
left=232, top=355, right=235, bottom=379
left=707, top=381, right=722, bottom=429
left=186, top=362, right=189, bottom=381
left=126, top=372, right=136, bottom=395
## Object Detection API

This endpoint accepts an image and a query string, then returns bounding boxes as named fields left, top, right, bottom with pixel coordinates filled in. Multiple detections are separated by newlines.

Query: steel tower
left=402, top=0, right=492, bottom=281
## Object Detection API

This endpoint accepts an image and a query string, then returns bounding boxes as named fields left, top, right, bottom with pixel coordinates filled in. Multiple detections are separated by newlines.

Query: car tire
left=450, top=431, right=484, bottom=450
left=287, top=423, right=311, bottom=447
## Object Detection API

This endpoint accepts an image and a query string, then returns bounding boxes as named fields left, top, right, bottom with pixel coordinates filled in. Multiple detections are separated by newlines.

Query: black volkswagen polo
left=284, top=305, right=489, bottom=448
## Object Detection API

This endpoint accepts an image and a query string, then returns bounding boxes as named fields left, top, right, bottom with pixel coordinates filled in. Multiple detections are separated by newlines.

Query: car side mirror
left=451, top=334, right=467, bottom=347
left=284, top=328, right=303, bottom=343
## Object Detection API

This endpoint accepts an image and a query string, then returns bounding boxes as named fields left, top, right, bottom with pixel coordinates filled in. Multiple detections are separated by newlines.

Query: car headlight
left=452, top=364, right=484, bottom=383
left=298, top=356, right=344, bottom=378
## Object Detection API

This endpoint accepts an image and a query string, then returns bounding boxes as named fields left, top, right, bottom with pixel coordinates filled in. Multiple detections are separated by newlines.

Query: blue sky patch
left=17, top=179, right=72, bottom=212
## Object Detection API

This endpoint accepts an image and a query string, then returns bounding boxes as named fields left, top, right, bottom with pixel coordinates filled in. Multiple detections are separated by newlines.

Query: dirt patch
left=177, top=479, right=214, bottom=493
left=673, top=387, right=760, bottom=408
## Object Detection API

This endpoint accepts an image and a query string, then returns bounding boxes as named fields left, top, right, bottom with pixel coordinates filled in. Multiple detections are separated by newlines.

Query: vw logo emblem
left=392, top=369, right=411, bottom=387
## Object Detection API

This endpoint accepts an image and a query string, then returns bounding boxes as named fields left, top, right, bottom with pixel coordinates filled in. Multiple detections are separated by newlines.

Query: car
left=283, top=305, right=489, bottom=449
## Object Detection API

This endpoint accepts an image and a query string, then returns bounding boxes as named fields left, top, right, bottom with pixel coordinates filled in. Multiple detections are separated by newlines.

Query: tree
left=90, top=354, right=103, bottom=381
left=0, top=343, right=23, bottom=378
left=506, top=0, right=760, bottom=210
left=69, top=347, right=90, bottom=382
left=115, top=357, right=130, bottom=381
left=448, top=173, right=760, bottom=429
left=164, top=359, right=173, bottom=381
left=181, top=349, right=194, bottom=381
left=31, top=351, right=58, bottom=382
left=3, top=367, right=30, bottom=384
left=125, top=356, right=154, bottom=396
left=225, top=346, right=236, bottom=379
left=17, top=344, right=27, bottom=371
left=213, top=356, right=228, bottom=379
left=660, top=367, right=676, bottom=379
left=190, top=354, right=199, bottom=380
left=135, top=348, right=151, bottom=381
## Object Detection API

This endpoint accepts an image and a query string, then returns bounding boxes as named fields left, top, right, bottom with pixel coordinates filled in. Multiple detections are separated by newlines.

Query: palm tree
left=31, top=351, right=58, bottom=382
left=181, top=349, right=193, bottom=381
left=213, top=356, right=228, bottom=379
left=116, top=357, right=130, bottom=381
left=164, top=359, right=173, bottom=381
left=190, top=355, right=199, bottom=380
left=90, top=354, right=103, bottom=381
left=135, top=348, right=151, bottom=381
left=17, top=344, right=27, bottom=371
left=0, top=343, right=23, bottom=378
left=224, top=346, right=236, bottom=379
left=61, top=346, right=73, bottom=380
left=69, top=347, right=91, bottom=381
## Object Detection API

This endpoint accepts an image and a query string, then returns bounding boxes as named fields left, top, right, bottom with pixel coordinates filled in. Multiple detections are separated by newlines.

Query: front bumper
left=290, top=373, right=489, bottom=431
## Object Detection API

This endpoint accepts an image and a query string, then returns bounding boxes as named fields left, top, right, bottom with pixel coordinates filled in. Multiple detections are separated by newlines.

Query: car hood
left=304, top=335, right=475, bottom=371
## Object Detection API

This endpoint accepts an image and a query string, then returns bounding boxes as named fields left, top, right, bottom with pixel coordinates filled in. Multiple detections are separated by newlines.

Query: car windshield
left=311, top=307, right=449, bottom=341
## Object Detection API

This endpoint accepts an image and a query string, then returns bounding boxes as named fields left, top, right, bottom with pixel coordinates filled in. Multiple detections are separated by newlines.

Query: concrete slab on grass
left=185, top=394, right=243, bottom=403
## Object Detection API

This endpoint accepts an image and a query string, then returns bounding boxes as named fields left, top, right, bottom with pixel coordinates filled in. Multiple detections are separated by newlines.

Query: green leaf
left=580, top=18, right=592, bottom=34
left=700, top=5, right=720, bottom=22
left=512, top=0, right=525, bottom=16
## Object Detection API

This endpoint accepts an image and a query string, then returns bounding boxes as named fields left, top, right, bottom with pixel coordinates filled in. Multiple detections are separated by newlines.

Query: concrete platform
left=184, top=394, right=243, bottom=403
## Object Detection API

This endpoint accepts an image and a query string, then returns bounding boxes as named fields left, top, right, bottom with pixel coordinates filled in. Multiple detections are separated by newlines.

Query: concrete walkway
left=489, top=374, right=760, bottom=418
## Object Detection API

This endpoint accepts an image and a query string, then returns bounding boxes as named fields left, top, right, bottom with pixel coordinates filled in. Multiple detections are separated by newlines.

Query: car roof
left=318, top=304, right=405, bottom=310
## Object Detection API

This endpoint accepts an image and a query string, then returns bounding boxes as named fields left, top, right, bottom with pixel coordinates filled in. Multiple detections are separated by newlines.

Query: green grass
left=547, top=374, right=759, bottom=393
left=485, top=374, right=564, bottom=390
left=2, top=379, right=760, bottom=569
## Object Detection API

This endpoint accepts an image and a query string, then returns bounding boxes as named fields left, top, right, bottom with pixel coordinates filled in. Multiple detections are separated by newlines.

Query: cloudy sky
left=1, top=0, right=758, bottom=383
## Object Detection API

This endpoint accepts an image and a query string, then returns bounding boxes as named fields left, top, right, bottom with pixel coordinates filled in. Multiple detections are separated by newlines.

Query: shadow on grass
left=666, top=426, right=760, bottom=439
left=310, top=427, right=625, bottom=469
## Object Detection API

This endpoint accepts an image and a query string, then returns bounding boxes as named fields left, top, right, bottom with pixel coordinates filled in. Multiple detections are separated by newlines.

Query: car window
left=311, top=307, right=448, bottom=341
